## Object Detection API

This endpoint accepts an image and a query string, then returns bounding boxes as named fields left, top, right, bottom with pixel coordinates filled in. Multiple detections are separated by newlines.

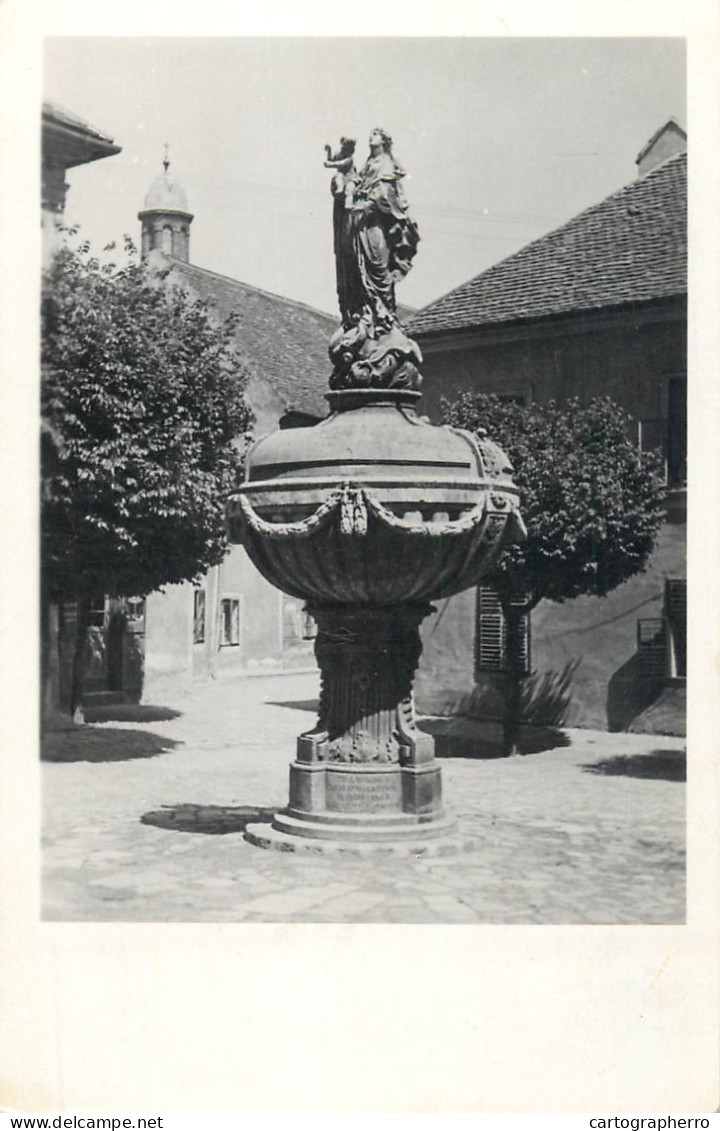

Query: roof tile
left=167, top=260, right=337, bottom=418
left=408, top=152, right=686, bottom=337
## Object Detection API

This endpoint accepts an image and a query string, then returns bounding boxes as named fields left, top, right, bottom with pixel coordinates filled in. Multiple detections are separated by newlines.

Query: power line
left=182, top=170, right=565, bottom=226
left=190, top=196, right=537, bottom=243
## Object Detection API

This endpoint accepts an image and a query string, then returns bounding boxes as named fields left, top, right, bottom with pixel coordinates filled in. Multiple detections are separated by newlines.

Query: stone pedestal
left=245, top=603, right=460, bottom=854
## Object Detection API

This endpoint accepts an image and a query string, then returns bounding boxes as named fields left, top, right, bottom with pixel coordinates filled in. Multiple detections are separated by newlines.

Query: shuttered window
left=476, top=586, right=531, bottom=675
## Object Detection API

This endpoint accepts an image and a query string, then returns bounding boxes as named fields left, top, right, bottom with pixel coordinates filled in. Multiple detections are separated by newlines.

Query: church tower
left=138, top=150, right=193, bottom=262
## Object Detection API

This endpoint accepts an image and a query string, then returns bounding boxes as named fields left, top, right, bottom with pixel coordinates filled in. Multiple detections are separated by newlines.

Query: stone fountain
left=227, top=127, right=524, bottom=853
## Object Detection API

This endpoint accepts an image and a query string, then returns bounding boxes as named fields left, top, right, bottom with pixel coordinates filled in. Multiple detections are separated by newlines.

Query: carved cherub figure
left=324, top=136, right=356, bottom=172
left=324, top=137, right=357, bottom=200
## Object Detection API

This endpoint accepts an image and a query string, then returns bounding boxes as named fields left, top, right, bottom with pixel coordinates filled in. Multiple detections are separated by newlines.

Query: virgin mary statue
left=332, top=127, right=420, bottom=331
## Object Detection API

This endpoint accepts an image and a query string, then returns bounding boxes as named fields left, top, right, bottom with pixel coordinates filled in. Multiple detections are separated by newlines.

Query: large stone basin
left=228, top=389, right=523, bottom=606
left=227, top=387, right=523, bottom=854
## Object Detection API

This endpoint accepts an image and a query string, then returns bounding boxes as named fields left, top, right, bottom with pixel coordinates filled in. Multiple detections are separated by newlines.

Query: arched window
left=161, top=225, right=173, bottom=254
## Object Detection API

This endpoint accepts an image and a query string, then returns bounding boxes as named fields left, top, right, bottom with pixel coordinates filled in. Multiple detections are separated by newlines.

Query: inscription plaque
left=325, top=769, right=403, bottom=813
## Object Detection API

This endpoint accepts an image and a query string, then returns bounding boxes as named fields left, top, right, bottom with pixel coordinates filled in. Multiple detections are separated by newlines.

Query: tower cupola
left=138, top=148, right=193, bottom=262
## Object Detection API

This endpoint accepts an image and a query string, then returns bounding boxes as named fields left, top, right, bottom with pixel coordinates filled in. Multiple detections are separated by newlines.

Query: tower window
left=161, top=225, right=173, bottom=254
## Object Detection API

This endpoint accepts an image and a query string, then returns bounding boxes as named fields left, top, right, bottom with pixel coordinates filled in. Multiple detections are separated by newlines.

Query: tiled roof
left=42, top=101, right=120, bottom=149
left=42, top=101, right=121, bottom=166
left=408, top=151, right=686, bottom=337
left=167, top=259, right=337, bottom=419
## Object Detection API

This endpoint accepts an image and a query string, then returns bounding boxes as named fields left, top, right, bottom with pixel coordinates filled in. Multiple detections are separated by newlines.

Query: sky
left=44, top=37, right=686, bottom=317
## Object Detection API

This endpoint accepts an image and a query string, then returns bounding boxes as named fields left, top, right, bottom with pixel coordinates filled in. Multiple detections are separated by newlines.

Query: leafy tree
left=441, top=393, right=666, bottom=754
left=42, top=236, right=253, bottom=714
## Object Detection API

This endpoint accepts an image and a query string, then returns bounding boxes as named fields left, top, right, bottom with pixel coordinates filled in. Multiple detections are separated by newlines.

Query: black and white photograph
left=2, top=3, right=719, bottom=1117
left=39, top=35, right=687, bottom=925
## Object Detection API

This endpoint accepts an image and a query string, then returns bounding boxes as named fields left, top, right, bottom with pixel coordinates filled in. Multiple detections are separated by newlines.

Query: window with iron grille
left=220, top=598, right=241, bottom=647
left=193, top=588, right=206, bottom=644
left=637, top=617, right=669, bottom=680
left=476, top=586, right=531, bottom=675
left=637, top=579, right=687, bottom=683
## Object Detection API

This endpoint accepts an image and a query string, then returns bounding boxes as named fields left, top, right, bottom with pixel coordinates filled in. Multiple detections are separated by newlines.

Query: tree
left=441, top=393, right=666, bottom=754
left=42, top=237, right=253, bottom=714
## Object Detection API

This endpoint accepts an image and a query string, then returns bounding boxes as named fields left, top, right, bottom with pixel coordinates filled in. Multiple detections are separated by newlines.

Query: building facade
left=41, top=103, right=122, bottom=715
left=407, top=123, right=687, bottom=733
left=91, top=159, right=336, bottom=703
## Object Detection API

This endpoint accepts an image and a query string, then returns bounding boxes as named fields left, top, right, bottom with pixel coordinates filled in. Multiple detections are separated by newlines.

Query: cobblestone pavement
left=42, top=672, right=685, bottom=924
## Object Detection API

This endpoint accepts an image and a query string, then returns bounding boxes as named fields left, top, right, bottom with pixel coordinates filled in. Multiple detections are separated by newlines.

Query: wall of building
left=412, top=306, right=686, bottom=733
left=418, top=306, right=686, bottom=443
left=216, top=546, right=284, bottom=675
left=138, top=543, right=315, bottom=703
left=143, top=584, right=194, bottom=701
left=416, top=490, right=685, bottom=733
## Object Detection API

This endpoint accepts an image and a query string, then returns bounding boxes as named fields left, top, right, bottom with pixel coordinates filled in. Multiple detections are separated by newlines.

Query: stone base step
left=275, top=807, right=456, bottom=841
left=244, top=816, right=477, bottom=857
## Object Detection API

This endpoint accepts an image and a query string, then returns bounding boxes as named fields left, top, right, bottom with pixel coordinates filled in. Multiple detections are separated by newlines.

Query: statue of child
left=324, top=137, right=357, bottom=203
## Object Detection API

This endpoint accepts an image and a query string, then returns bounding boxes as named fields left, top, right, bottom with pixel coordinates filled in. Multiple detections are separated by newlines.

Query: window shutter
left=476, top=586, right=531, bottom=675
left=477, top=587, right=505, bottom=671
left=506, top=588, right=531, bottom=675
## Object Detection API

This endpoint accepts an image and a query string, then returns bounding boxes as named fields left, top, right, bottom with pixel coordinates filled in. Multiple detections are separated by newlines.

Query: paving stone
left=314, top=890, right=388, bottom=917
left=88, top=885, right=137, bottom=901
left=235, top=883, right=348, bottom=916
left=423, top=894, right=479, bottom=922
left=42, top=671, right=685, bottom=924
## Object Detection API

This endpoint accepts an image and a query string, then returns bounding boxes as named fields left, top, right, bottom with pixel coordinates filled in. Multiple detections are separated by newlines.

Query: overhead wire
left=189, top=195, right=542, bottom=244
left=181, top=170, right=565, bottom=227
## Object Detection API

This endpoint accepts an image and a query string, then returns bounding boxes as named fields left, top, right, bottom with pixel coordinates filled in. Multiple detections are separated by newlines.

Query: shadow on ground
left=141, top=803, right=276, bottom=835
left=581, top=749, right=686, bottom=782
left=266, top=699, right=319, bottom=713
left=83, top=704, right=183, bottom=724
left=41, top=727, right=182, bottom=764
left=419, top=718, right=571, bottom=759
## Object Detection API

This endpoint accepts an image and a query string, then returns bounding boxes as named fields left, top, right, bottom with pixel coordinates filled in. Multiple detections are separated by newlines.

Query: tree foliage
left=441, top=392, right=666, bottom=754
left=441, top=392, right=666, bottom=611
left=42, top=238, right=253, bottom=600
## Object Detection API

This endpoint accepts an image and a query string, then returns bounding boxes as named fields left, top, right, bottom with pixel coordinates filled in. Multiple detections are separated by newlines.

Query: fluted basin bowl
left=227, top=389, right=524, bottom=604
